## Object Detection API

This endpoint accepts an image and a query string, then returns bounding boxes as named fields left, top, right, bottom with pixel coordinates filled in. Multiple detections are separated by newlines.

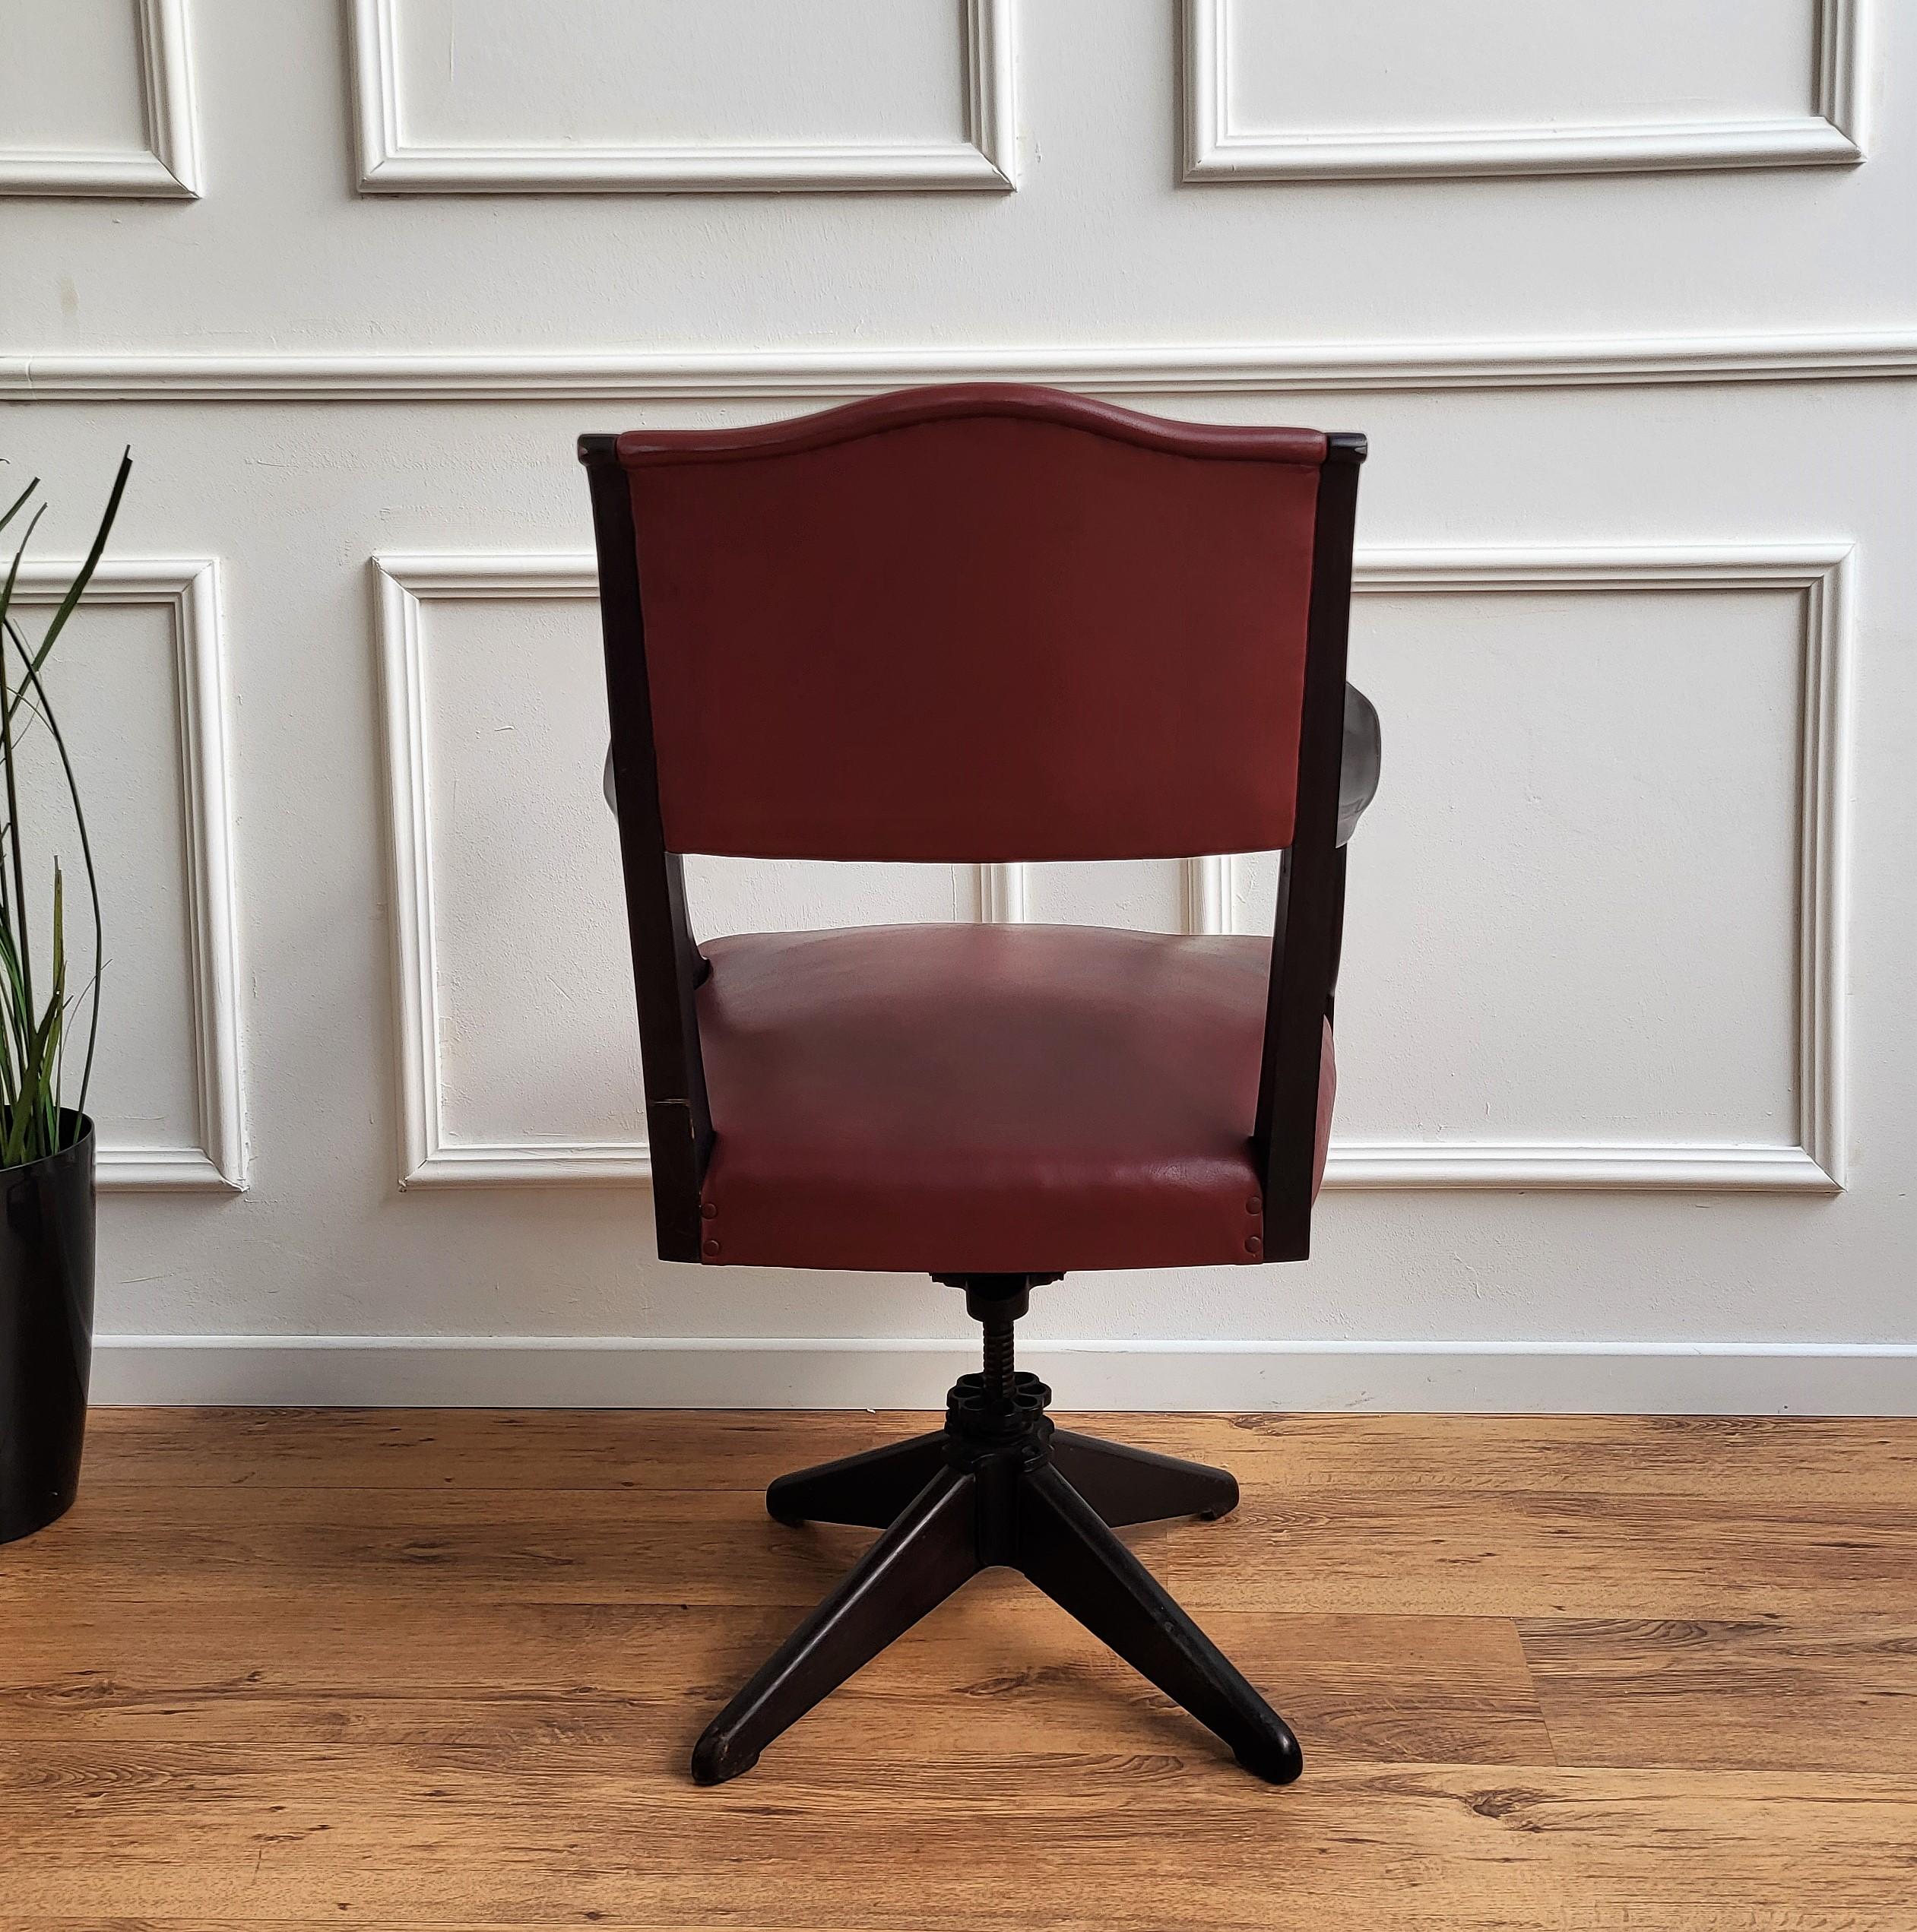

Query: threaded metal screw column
left=981, top=1315, right=1015, bottom=1401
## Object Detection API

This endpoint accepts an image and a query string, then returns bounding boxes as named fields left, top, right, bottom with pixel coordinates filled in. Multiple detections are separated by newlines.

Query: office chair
left=579, top=385, right=1374, bottom=1787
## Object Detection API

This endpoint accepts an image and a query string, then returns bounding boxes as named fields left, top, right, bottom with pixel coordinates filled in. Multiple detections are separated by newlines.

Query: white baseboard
left=89, top=1334, right=1917, bottom=1414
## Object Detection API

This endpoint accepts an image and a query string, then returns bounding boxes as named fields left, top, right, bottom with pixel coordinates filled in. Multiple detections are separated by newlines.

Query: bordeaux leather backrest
left=608, top=385, right=1332, bottom=863
left=583, top=388, right=1363, bottom=1265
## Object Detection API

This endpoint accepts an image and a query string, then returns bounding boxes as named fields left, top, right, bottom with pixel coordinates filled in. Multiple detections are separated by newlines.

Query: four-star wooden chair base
left=692, top=1277, right=1304, bottom=1788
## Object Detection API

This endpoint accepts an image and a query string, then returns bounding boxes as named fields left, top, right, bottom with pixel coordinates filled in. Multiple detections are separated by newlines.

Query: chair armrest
left=1338, top=683, right=1382, bottom=847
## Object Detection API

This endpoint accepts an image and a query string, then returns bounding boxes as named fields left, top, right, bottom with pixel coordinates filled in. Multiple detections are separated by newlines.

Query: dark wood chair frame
left=579, top=417, right=1365, bottom=1788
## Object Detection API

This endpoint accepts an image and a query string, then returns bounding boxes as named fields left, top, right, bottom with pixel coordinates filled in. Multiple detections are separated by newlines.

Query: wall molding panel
left=376, top=546, right=1849, bottom=1198
left=349, top=0, right=1018, bottom=193
left=11, top=328, right=1917, bottom=403
left=377, top=551, right=1026, bottom=1185
left=1183, top=0, right=1865, bottom=182
left=1192, top=543, right=1852, bottom=1193
left=374, top=552, right=653, bottom=1187
left=0, top=0, right=201, bottom=198
left=15, top=559, right=243, bottom=1189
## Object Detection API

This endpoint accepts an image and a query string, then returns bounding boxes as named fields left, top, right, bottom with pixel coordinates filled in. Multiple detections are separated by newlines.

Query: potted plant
left=0, top=451, right=129, bottom=1544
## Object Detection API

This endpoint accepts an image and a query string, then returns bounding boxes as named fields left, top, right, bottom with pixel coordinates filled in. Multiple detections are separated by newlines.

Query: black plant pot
left=0, top=1112, right=95, bottom=1545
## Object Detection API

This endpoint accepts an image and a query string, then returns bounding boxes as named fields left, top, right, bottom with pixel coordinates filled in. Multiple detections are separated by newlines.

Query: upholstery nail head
left=1244, top=1236, right=1261, bottom=1254
left=700, top=1202, right=717, bottom=1218
left=702, top=1237, right=721, bottom=1256
left=1246, top=1196, right=1262, bottom=1214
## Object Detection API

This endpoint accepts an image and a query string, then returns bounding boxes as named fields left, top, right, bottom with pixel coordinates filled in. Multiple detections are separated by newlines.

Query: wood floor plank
left=13, top=1918, right=1917, bottom=1932
left=12, top=1921, right=1917, bottom=1932
left=0, top=1592, right=1553, bottom=1768
left=78, top=1410, right=1917, bottom=1506
left=1167, top=1412, right=1917, bottom=1504
left=7, top=1409, right=1916, bottom=1929
left=1519, top=1616, right=1917, bottom=1774
left=21, top=1476, right=1914, bottom=1618
left=75, top=1407, right=899, bottom=1492
left=1, top=1482, right=860, bottom=1606
left=4, top=1747, right=1913, bottom=1924
left=1168, top=1487, right=1917, bottom=1617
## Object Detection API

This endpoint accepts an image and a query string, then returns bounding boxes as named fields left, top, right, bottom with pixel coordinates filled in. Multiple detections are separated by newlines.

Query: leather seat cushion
left=694, top=923, right=1335, bottom=1274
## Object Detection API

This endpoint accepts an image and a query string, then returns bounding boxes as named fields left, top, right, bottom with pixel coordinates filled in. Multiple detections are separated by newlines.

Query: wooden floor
left=3, top=1411, right=1915, bottom=1930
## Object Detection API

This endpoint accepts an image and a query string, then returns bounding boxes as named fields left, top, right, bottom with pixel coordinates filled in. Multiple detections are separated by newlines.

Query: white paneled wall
left=2, top=0, right=1912, bottom=1410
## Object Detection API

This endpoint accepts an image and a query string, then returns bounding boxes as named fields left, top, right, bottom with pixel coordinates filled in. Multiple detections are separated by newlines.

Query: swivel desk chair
left=580, top=385, right=1377, bottom=1787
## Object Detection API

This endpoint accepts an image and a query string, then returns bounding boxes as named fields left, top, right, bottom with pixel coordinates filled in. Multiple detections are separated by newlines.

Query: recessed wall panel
left=1, top=0, right=149, bottom=153
left=392, top=0, right=968, bottom=150
left=1187, top=0, right=1858, bottom=178
left=13, top=562, right=239, bottom=1188
left=356, top=0, right=1016, bottom=189
left=1231, top=0, right=1814, bottom=137
left=1234, top=572, right=1819, bottom=1163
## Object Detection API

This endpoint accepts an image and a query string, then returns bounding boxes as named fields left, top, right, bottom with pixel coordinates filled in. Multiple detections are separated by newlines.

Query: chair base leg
left=1016, top=1459, right=1300, bottom=1784
left=767, top=1432, right=949, bottom=1529
left=1047, top=1427, right=1240, bottom=1526
left=694, top=1463, right=980, bottom=1785
left=706, top=1369, right=1298, bottom=1787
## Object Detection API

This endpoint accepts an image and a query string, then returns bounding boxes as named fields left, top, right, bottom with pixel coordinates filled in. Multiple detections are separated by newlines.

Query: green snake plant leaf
left=0, top=451, right=128, bottom=1163
left=0, top=476, right=40, bottom=538
left=7, top=449, right=131, bottom=716
left=7, top=619, right=104, bottom=1125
